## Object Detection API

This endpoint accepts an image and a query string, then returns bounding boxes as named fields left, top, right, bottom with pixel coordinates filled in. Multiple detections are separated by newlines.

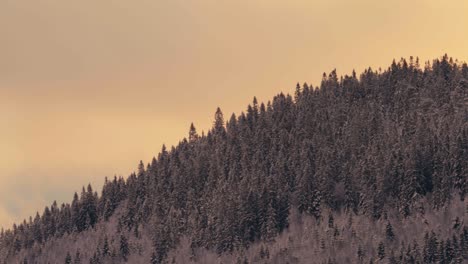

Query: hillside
left=1, top=55, right=467, bottom=263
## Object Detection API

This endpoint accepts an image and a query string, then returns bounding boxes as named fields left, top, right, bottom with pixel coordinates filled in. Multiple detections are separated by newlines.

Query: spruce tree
left=377, top=241, right=385, bottom=260
left=102, top=236, right=110, bottom=257
left=385, top=222, right=395, bottom=242
left=357, top=244, right=364, bottom=262
left=188, top=123, right=198, bottom=142
left=213, top=107, right=225, bottom=136
left=120, top=234, right=129, bottom=261
left=64, top=252, right=72, bottom=264
left=74, top=249, right=81, bottom=264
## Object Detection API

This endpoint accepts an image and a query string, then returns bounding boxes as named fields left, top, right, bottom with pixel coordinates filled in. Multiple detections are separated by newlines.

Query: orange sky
left=1, top=0, right=467, bottom=228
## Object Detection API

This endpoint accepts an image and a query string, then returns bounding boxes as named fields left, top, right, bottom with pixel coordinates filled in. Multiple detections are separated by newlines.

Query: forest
left=0, top=55, right=466, bottom=263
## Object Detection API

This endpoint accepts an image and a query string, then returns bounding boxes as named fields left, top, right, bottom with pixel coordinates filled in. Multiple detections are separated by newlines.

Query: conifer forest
left=1, top=55, right=467, bottom=263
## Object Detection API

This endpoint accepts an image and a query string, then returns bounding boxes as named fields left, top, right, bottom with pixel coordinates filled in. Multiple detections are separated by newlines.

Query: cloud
left=0, top=169, right=101, bottom=229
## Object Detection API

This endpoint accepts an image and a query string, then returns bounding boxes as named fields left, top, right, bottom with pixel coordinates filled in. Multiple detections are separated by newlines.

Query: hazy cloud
left=1, top=0, right=467, bottom=228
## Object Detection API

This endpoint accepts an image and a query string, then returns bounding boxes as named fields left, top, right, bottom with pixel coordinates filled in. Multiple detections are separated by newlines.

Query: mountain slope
left=1, top=55, right=467, bottom=264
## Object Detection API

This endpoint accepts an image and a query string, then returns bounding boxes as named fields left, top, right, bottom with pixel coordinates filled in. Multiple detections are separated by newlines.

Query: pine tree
left=445, top=238, right=454, bottom=263
left=213, top=107, right=225, bottom=136
left=71, top=192, right=81, bottom=232
left=461, top=227, right=468, bottom=259
left=74, top=249, right=81, bottom=264
left=386, top=222, right=395, bottom=242
left=377, top=241, right=385, bottom=260
left=438, top=240, right=446, bottom=263
left=328, top=213, right=334, bottom=229
left=259, top=245, right=266, bottom=259
left=262, top=200, right=277, bottom=241
left=152, top=217, right=172, bottom=263
left=119, top=234, right=129, bottom=261
left=188, top=123, right=198, bottom=142
left=388, top=250, right=397, bottom=264
left=427, top=231, right=439, bottom=263
left=89, top=252, right=101, bottom=264
left=64, top=252, right=72, bottom=264
left=150, top=252, right=159, bottom=264
left=102, top=236, right=110, bottom=257
left=32, top=212, right=42, bottom=244
left=357, top=244, right=364, bottom=262
left=452, top=235, right=462, bottom=263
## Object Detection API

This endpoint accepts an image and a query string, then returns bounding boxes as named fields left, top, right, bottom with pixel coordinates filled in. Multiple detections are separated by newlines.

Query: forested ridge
left=1, top=55, right=467, bottom=263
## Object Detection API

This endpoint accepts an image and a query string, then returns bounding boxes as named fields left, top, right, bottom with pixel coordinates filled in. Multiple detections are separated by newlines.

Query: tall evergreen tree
left=64, top=252, right=72, bottom=264
left=120, top=234, right=129, bottom=262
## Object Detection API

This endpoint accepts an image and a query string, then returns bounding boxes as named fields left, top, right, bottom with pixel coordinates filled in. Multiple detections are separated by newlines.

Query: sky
left=1, top=0, right=467, bottom=229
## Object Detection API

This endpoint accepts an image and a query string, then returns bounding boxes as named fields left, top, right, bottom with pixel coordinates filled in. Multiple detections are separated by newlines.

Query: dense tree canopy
left=1, top=55, right=466, bottom=263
